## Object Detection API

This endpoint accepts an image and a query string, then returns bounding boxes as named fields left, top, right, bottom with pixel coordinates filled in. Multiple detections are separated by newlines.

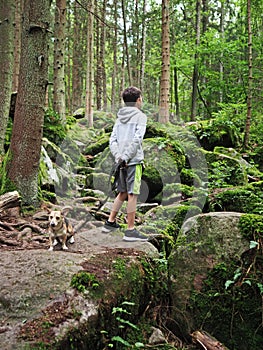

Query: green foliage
left=140, top=255, right=169, bottom=301
left=4, top=118, right=13, bottom=150
left=70, top=271, right=99, bottom=293
left=209, top=182, right=263, bottom=214
left=102, top=301, right=143, bottom=349
left=188, top=214, right=263, bottom=349
left=0, top=149, right=17, bottom=195
left=43, top=109, right=67, bottom=145
left=112, top=258, right=127, bottom=280
left=189, top=260, right=263, bottom=349
left=238, top=213, right=263, bottom=241
left=207, top=158, right=244, bottom=188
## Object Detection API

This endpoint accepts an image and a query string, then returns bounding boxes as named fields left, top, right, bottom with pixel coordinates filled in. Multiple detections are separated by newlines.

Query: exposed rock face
left=168, top=212, right=249, bottom=340
left=0, top=228, right=158, bottom=350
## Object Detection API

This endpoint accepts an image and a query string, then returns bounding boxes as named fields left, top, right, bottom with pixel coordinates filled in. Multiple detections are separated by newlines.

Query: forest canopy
left=0, top=0, right=262, bottom=204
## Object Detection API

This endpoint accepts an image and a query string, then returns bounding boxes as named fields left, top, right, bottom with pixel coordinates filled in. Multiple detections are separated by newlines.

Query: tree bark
left=0, top=0, right=15, bottom=156
left=190, top=0, right=201, bottom=121
left=85, top=0, right=94, bottom=127
left=121, top=0, right=132, bottom=86
left=95, top=0, right=107, bottom=111
left=159, top=0, right=170, bottom=123
left=243, top=0, right=252, bottom=149
left=140, top=0, right=147, bottom=92
left=12, top=0, right=23, bottom=93
left=111, top=0, right=118, bottom=112
left=7, top=0, right=51, bottom=206
left=71, top=3, right=85, bottom=112
left=53, top=0, right=66, bottom=122
left=219, top=1, right=224, bottom=104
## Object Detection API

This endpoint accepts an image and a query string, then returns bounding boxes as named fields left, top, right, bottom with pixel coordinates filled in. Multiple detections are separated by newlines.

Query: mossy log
left=191, top=330, right=229, bottom=350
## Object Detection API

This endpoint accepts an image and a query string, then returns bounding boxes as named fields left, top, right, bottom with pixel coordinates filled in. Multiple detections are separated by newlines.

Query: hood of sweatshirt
left=117, top=107, right=141, bottom=124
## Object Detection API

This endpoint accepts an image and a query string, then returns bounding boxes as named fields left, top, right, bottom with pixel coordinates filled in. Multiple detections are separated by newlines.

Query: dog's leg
left=48, top=236, right=54, bottom=251
left=53, top=239, right=59, bottom=246
left=69, top=236, right=75, bottom=244
left=61, top=234, right=68, bottom=250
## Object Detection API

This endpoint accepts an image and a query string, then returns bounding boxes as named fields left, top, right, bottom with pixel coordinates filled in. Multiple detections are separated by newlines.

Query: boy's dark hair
left=122, top=86, right=142, bottom=106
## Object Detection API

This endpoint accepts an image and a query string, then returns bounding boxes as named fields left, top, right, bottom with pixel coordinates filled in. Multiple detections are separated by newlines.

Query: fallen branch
left=191, top=330, right=229, bottom=350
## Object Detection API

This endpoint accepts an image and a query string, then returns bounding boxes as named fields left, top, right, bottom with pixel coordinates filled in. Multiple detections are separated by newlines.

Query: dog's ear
left=44, top=206, right=52, bottom=214
left=61, top=206, right=72, bottom=216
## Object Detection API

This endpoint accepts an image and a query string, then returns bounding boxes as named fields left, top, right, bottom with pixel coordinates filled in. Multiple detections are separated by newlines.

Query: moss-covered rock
left=187, top=118, right=241, bottom=151
left=208, top=181, right=263, bottom=214
left=204, top=147, right=263, bottom=189
left=168, top=212, right=263, bottom=350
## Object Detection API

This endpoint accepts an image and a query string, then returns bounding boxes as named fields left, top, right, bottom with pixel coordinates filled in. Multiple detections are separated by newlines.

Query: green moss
left=84, top=135, right=110, bottom=156
left=43, top=109, right=67, bottom=146
left=209, top=182, right=263, bottom=214
left=238, top=213, right=263, bottom=241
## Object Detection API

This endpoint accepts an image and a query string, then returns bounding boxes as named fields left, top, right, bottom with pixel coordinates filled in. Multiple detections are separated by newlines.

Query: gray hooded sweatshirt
left=109, top=106, right=147, bottom=165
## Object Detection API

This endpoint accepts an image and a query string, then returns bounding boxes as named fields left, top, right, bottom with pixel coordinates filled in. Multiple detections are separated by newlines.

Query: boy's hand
left=116, top=158, right=126, bottom=167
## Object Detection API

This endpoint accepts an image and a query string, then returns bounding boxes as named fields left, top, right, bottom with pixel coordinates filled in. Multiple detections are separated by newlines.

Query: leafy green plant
left=70, top=271, right=99, bottom=293
left=102, top=301, right=145, bottom=349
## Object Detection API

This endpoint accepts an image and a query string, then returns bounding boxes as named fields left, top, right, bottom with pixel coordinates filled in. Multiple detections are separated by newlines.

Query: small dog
left=47, top=207, right=75, bottom=251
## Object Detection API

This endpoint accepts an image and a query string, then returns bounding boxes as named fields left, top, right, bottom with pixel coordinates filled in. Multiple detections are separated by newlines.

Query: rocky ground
left=0, top=206, right=157, bottom=350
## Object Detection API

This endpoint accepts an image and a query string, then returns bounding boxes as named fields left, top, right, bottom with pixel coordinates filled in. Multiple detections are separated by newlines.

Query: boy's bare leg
left=108, top=192, right=127, bottom=222
left=126, top=194, right=137, bottom=230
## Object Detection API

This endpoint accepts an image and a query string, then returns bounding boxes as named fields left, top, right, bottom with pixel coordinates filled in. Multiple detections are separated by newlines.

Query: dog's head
left=47, top=207, right=71, bottom=229
left=48, top=210, right=64, bottom=228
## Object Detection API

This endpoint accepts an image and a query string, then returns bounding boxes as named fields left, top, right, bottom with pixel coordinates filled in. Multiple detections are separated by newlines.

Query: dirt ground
left=0, top=211, right=157, bottom=349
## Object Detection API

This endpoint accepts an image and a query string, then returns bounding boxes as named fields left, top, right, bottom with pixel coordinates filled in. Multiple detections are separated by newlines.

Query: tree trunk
left=95, top=0, right=107, bottom=111
left=219, top=0, right=225, bottom=103
left=85, top=0, right=94, bottom=127
left=173, top=65, right=179, bottom=119
left=12, top=0, right=23, bottom=93
left=102, top=5, right=107, bottom=111
left=7, top=0, right=51, bottom=206
left=190, top=0, right=201, bottom=121
left=159, top=0, right=170, bottom=124
left=53, top=0, right=66, bottom=122
left=0, top=0, right=15, bottom=157
left=72, top=2, right=85, bottom=112
left=111, top=0, right=118, bottom=112
left=140, top=0, right=147, bottom=92
left=121, top=0, right=132, bottom=86
left=243, top=0, right=252, bottom=149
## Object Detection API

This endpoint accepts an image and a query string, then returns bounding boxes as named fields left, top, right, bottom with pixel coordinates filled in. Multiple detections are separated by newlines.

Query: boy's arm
left=109, top=125, right=122, bottom=162
left=121, top=115, right=147, bottom=163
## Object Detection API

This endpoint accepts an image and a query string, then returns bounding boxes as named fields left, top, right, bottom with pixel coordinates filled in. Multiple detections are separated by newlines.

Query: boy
left=102, top=86, right=148, bottom=242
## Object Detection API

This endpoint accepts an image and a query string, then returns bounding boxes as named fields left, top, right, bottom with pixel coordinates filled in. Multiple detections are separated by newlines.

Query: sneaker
left=102, top=220, right=121, bottom=233
left=123, top=228, right=148, bottom=242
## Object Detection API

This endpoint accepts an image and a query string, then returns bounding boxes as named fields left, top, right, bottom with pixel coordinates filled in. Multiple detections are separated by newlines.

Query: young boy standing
left=102, top=86, right=148, bottom=242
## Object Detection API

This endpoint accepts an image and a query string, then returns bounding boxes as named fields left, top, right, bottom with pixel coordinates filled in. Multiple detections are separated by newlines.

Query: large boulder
left=168, top=212, right=262, bottom=349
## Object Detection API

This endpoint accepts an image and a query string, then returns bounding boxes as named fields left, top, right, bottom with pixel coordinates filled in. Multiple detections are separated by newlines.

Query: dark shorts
left=117, top=164, right=143, bottom=195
